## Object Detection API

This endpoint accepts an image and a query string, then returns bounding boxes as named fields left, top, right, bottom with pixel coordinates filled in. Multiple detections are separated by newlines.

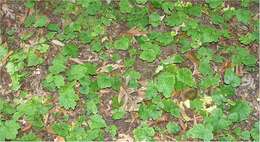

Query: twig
left=69, top=58, right=84, bottom=64
left=0, top=50, right=13, bottom=68
left=164, top=134, right=176, bottom=141
left=21, top=123, right=32, bottom=132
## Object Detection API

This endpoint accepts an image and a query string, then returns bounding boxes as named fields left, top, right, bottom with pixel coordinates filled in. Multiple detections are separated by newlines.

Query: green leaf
left=52, top=75, right=65, bottom=88
left=5, top=60, right=25, bottom=91
left=176, top=68, right=196, bottom=87
left=145, top=82, right=158, bottom=100
left=136, top=0, right=147, bottom=4
left=85, top=100, right=98, bottom=114
left=162, top=55, right=184, bottom=65
left=35, top=43, right=49, bottom=53
left=62, top=44, right=79, bottom=57
left=140, top=49, right=158, bottom=62
left=186, top=124, right=213, bottom=141
left=119, top=0, right=132, bottom=13
left=124, top=70, right=141, bottom=89
left=0, top=45, right=8, bottom=61
left=85, top=1, right=102, bottom=15
left=24, top=0, right=35, bottom=8
left=236, top=9, right=251, bottom=25
left=97, top=74, right=112, bottom=89
left=241, top=0, right=250, bottom=7
left=190, top=99, right=204, bottom=114
left=156, top=72, right=175, bottom=98
left=107, top=125, right=118, bottom=138
left=24, top=15, right=35, bottom=27
left=111, top=96, right=123, bottom=109
left=162, top=2, right=174, bottom=14
left=239, top=33, right=256, bottom=45
left=112, top=108, right=126, bottom=120
left=231, top=47, right=256, bottom=66
left=199, top=60, right=213, bottom=76
left=66, top=127, right=87, bottom=141
left=223, top=9, right=236, bottom=21
left=229, top=100, right=252, bottom=122
left=0, top=99, right=16, bottom=115
left=59, top=83, right=79, bottom=109
left=211, top=14, right=224, bottom=25
left=199, top=74, right=220, bottom=89
left=224, top=68, right=241, bottom=87
left=166, top=11, right=188, bottom=27
left=241, top=130, right=251, bottom=140
left=91, top=41, right=102, bottom=52
left=14, top=97, right=50, bottom=128
left=18, top=132, right=41, bottom=141
left=27, top=50, right=43, bottom=66
left=49, top=54, right=67, bottom=74
left=203, top=108, right=231, bottom=132
left=150, top=32, right=174, bottom=46
left=187, top=5, right=202, bottom=17
left=114, top=36, right=130, bottom=50
left=67, top=64, right=87, bottom=81
left=197, top=47, right=214, bottom=62
left=206, top=0, right=223, bottom=9
left=43, top=74, right=65, bottom=91
left=126, top=7, right=149, bottom=28
left=180, top=38, right=192, bottom=53
left=149, top=12, right=161, bottom=27
left=111, top=76, right=121, bottom=91
left=250, top=121, right=260, bottom=141
left=166, top=122, right=180, bottom=134
left=200, top=26, right=221, bottom=43
left=34, top=16, right=48, bottom=28
left=162, top=99, right=181, bottom=117
left=88, top=114, right=107, bottom=129
left=84, top=63, right=97, bottom=75
left=52, top=122, right=70, bottom=137
left=47, top=23, right=60, bottom=32
left=0, top=120, right=20, bottom=140
left=139, top=103, right=162, bottom=120
left=133, top=123, right=155, bottom=141
left=79, top=32, right=93, bottom=44
left=219, top=85, right=235, bottom=97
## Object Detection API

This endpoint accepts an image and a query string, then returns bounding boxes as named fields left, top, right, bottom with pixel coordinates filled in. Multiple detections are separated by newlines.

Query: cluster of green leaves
left=2, top=36, right=49, bottom=91
left=0, top=95, right=51, bottom=140
left=51, top=114, right=111, bottom=141
left=5, top=50, right=27, bottom=91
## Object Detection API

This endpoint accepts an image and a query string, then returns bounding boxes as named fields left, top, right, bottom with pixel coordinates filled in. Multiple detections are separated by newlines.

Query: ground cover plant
left=0, top=0, right=259, bottom=141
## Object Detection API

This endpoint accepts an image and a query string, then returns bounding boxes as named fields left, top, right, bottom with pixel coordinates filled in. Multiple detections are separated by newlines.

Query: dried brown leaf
left=54, top=136, right=65, bottom=142
left=116, top=134, right=134, bottom=142
left=126, top=27, right=147, bottom=36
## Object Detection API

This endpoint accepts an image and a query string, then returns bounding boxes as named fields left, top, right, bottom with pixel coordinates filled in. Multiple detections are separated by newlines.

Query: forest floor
left=0, top=0, right=259, bottom=141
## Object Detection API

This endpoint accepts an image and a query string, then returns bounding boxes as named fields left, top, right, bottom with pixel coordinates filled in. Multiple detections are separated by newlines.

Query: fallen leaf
left=21, top=123, right=32, bottom=132
left=51, top=40, right=65, bottom=47
left=126, top=27, right=147, bottom=36
left=118, top=86, right=144, bottom=112
left=219, top=60, right=232, bottom=75
left=69, top=58, right=84, bottom=64
left=185, top=52, right=200, bottom=77
left=116, top=134, right=134, bottom=142
left=179, top=102, right=191, bottom=121
left=97, top=63, right=123, bottom=73
left=54, top=136, right=65, bottom=142
left=235, top=65, right=244, bottom=76
left=0, top=50, right=13, bottom=68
